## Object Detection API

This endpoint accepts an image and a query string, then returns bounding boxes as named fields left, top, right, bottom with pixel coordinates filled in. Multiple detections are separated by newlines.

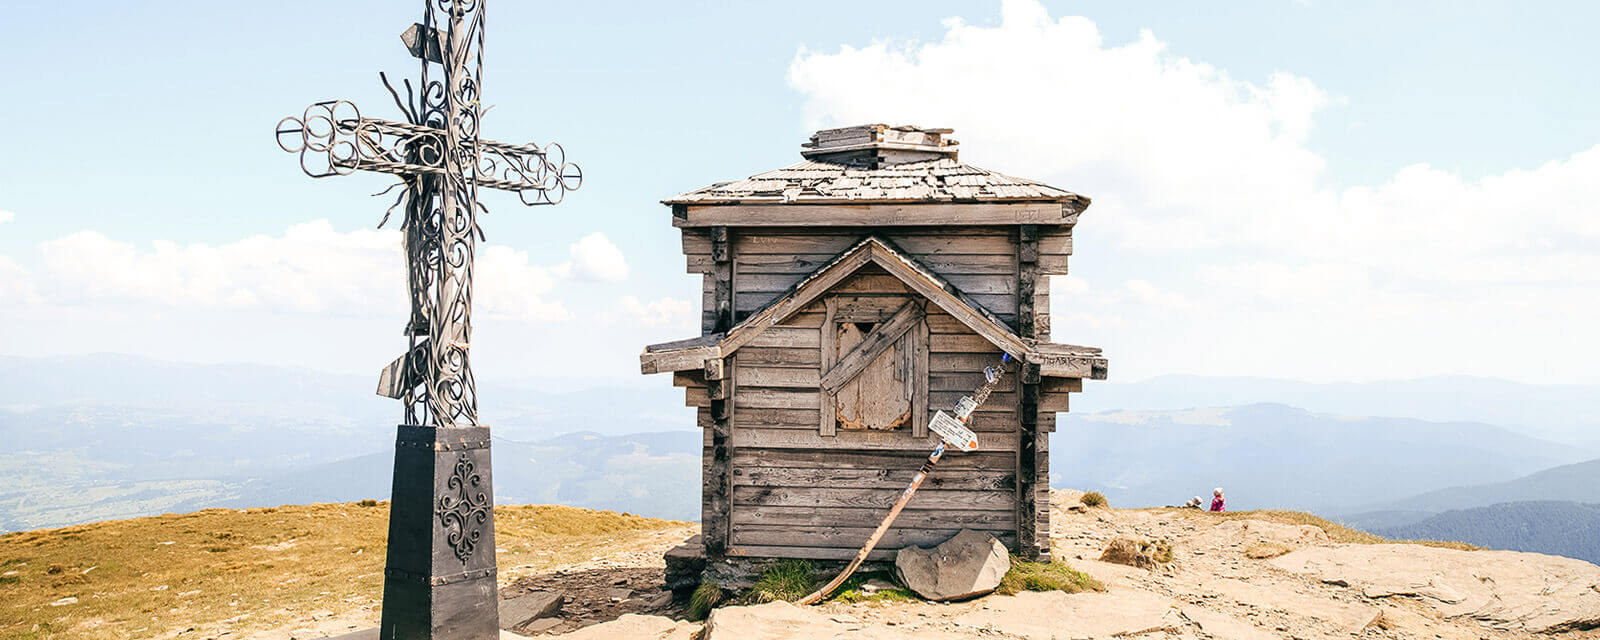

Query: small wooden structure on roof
left=642, top=124, right=1107, bottom=579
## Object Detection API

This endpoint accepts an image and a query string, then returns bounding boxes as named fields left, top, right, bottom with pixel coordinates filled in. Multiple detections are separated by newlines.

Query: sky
left=1, top=0, right=1597, bottom=389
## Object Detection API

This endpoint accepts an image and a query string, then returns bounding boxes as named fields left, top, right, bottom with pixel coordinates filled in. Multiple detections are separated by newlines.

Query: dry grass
left=1153, top=508, right=1482, bottom=551
left=0, top=502, right=685, bottom=640
left=1079, top=492, right=1108, bottom=508
left=998, top=556, right=1105, bottom=595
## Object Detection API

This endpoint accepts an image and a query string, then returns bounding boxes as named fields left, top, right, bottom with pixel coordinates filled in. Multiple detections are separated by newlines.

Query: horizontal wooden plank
left=729, top=428, right=1018, bottom=451
left=743, top=326, right=820, bottom=349
left=735, top=347, right=820, bottom=368
left=682, top=229, right=712, bottom=255
left=779, top=311, right=825, bottom=328
left=731, top=505, right=1017, bottom=529
left=735, top=229, right=1017, bottom=256
left=739, top=253, right=1019, bottom=276
left=942, top=412, right=1019, bottom=432
left=736, top=366, right=819, bottom=388
left=930, top=371, right=1015, bottom=392
left=731, top=525, right=1014, bottom=550
left=684, top=387, right=709, bottom=408
left=1038, top=230, right=1072, bottom=255
left=930, top=333, right=1000, bottom=353
left=730, top=448, right=1012, bottom=471
left=679, top=203, right=1070, bottom=227
left=734, top=408, right=820, bottom=428
left=738, top=387, right=818, bottom=409
left=1038, top=255, right=1068, bottom=275
left=726, top=544, right=896, bottom=562
left=1041, top=377, right=1083, bottom=394
left=732, top=466, right=1016, bottom=491
left=732, top=485, right=1016, bottom=510
left=931, top=353, right=1008, bottom=373
left=930, top=391, right=1016, bottom=413
left=1040, top=392, right=1070, bottom=412
left=736, top=272, right=1014, bottom=296
left=672, top=371, right=706, bottom=388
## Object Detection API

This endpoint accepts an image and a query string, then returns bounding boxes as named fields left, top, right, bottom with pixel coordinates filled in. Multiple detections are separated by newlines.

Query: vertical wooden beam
left=712, top=227, right=733, bottom=331
left=819, top=297, right=838, bottom=436
left=911, top=319, right=929, bottom=439
left=1016, top=224, right=1047, bottom=560
left=704, top=356, right=733, bottom=559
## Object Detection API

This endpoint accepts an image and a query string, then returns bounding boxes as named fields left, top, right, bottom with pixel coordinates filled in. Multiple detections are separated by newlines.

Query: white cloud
left=607, top=295, right=696, bottom=329
left=0, top=210, right=14, bottom=224
left=15, top=220, right=588, bottom=324
left=554, top=232, right=629, bottom=282
left=790, top=0, right=1600, bottom=382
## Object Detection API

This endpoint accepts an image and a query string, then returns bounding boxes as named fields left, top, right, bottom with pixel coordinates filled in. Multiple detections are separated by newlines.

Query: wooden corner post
left=704, top=226, right=734, bottom=560
left=1017, top=224, right=1049, bottom=560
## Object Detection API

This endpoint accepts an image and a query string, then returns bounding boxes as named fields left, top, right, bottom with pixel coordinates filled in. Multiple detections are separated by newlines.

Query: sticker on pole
left=930, top=411, right=979, bottom=452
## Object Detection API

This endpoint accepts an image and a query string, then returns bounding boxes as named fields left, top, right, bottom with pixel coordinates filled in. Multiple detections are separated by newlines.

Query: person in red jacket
left=1210, top=487, right=1226, bottom=512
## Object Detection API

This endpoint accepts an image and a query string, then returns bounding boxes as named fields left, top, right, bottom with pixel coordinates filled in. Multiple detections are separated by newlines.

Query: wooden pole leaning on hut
left=798, top=354, right=1014, bottom=606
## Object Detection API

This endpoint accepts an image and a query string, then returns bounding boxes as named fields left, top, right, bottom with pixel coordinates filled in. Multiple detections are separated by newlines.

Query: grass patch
left=689, top=582, right=726, bottom=620
left=829, top=572, right=916, bottom=604
left=1155, top=508, right=1482, bottom=551
left=0, top=502, right=687, bottom=639
left=739, top=559, right=817, bottom=604
left=1080, top=491, right=1108, bottom=508
left=998, top=556, right=1105, bottom=595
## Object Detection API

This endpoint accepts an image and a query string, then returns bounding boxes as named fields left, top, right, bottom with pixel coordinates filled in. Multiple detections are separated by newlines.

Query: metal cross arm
left=275, top=102, right=582, bottom=206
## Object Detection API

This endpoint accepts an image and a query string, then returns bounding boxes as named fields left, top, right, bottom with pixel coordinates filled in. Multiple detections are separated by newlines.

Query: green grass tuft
left=829, top=572, right=916, bottom=603
left=739, top=559, right=817, bottom=604
left=688, top=582, right=726, bottom=620
left=1080, top=491, right=1108, bottom=507
left=998, top=556, right=1105, bottom=595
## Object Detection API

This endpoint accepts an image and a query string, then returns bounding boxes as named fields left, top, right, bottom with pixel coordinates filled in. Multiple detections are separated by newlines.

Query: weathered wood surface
left=726, top=545, right=897, bottom=562
left=819, top=300, right=923, bottom=393
left=735, top=366, right=819, bottom=388
left=730, top=448, right=1012, bottom=470
left=731, top=525, right=1014, bottom=550
left=732, top=466, right=1015, bottom=491
left=732, top=505, right=1016, bottom=529
left=721, top=428, right=1019, bottom=451
left=736, top=347, right=819, bottom=368
left=676, top=203, right=1073, bottom=227
left=732, top=485, right=1015, bottom=510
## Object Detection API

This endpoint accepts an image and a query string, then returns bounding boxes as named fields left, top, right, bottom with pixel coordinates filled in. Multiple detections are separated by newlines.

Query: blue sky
left=2, top=1, right=1597, bottom=387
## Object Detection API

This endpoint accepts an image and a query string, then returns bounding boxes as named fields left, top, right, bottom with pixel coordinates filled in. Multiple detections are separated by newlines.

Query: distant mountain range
left=1374, top=501, right=1600, bottom=565
left=1050, top=404, right=1589, bottom=514
left=4, top=353, right=1598, bottom=537
left=1339, top=458, right=1600, bottom=530
left=0, top=429, right=699, bottom=531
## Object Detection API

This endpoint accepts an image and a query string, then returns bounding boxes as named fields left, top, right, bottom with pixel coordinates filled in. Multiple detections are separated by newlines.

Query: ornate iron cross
left=275, top=0, right=580, bottom=428
left=273, top=3, right=578, bottom=636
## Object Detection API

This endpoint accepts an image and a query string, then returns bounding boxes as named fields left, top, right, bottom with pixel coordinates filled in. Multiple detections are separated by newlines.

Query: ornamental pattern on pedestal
left=435, top=453, right=490, bottom=562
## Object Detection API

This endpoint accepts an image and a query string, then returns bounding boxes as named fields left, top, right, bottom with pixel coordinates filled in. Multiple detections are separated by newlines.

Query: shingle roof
left=662, top=157, right=1086, bottom=206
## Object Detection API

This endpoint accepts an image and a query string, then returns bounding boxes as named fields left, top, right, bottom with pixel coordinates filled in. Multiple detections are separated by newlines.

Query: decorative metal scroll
left=435, top=454, right=491, bottom=562
left=273, top=0, right=581, bottom=427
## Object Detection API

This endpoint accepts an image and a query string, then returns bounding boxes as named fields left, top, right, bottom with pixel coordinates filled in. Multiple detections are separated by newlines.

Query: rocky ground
left=481, top=490, right=1600, bottom=640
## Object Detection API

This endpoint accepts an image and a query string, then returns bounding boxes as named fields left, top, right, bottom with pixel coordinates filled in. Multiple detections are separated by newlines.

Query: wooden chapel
left=640, top=124, right=1108, bottom=582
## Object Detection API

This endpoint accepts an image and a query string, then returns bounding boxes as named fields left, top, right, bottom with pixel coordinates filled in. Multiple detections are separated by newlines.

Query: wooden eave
left=639, top=236, right=1109, bottom=379
left=670, top=202, right=1084, bottom=228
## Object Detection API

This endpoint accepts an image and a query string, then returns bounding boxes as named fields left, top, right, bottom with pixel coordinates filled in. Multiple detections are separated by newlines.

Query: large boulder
left=894, top=529, right=1010, bottom=601
left=498, top=591, right=562, bottom=633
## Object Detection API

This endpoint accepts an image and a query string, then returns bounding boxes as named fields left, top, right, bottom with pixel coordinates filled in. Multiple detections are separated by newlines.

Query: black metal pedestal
left=379, top=425, right=500, bottom=639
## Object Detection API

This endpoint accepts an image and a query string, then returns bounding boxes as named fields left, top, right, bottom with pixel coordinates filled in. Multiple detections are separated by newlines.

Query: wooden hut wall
left=720, top=288, right=1022, bottom=560
left=681, top=226, right=1072, bottom=334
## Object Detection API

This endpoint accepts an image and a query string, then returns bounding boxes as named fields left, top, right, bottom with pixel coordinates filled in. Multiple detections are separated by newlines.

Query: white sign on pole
left=929, top=411, right=979, bottom=452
